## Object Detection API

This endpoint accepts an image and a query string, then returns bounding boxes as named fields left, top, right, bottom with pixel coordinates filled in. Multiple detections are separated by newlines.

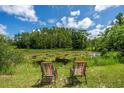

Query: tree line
left=14, top=27, right=87, bottom=49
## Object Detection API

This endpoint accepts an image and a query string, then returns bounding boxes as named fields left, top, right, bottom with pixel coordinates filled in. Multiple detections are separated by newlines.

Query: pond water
left=86, top=52, right=101, bottom=57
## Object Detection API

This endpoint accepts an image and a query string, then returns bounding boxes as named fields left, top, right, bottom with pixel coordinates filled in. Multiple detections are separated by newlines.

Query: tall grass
left=23, top=49, right=122, bottom=67
left=85, top=57, right=118, bottom=66
left=0, top=49, right=124, bottom=87
left=85, top=51, right=120, bottom=66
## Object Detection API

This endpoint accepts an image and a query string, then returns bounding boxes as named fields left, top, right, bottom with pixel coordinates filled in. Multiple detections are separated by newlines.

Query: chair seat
left=73, top=68, right=83, bottom=76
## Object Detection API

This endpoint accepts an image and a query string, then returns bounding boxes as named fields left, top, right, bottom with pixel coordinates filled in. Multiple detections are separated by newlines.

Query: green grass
left=0, top=49, right=124, bottom=88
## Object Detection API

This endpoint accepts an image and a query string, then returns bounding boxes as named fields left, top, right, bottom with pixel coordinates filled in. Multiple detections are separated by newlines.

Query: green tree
left=14, top=27, right=88, bottom=49
left=72, top=30, right=87, bottom=49
left=115, top=12, right=124, bottom=25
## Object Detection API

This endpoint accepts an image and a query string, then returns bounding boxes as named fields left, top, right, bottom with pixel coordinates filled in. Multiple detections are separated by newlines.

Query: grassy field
left=0, top=49, right=124, bottom=88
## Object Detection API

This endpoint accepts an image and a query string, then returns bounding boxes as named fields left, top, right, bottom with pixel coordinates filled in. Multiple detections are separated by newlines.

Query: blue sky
left=0, top=5, right=124, bottom=38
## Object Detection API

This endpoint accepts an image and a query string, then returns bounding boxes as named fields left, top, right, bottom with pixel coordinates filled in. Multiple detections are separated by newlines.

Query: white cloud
left=93, top=13, right=100, bottom=19
left=88, top=28, right=104, bottom=39
left=88, top=24, right=105, bottom=39
left=39, top=20, right=46, bottom=26
left=96, top=24, right=104, bottom=29
left=59, top=17, right=77, bottom=28
left=32, top=29, right=35, bottom=32
left=88, top=23, right=113, bottom=39
left=67, top=17, right=77, bottom=28
left=70, top=10, right=80, bottom=16
left=0, top=5, right=38, bottom=22
left=113, top=19, right=117, bottom=24
left=57, top=16, right=93, bottom=29
left=56, top=22, right=63, bottom=27
left=107, top=19, right=118, bottom=26
left=0, top=24, right=7, bottom=35
left=95, top=5, right=118, bottom=12
left=106, top=25, right=112, bottom=29
left=107, top=20, right=112, bottom=25
left=77, top=17, right=93, bottom=29
left=47, top=19, right=56, bottom=24
left=61, top=16, right=67, bottom=25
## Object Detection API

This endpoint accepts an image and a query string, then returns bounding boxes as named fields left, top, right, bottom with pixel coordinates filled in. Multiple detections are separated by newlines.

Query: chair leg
left=54, top=76, right=56, bottom=85
left=70, top=69, right=74, bottom=85
left=72, top=76, right=74, bottom=85
left=80, top=76, right=82, bottom=81
left=41, top=75, right=43, bottom=85
left=84, top=72, right=87, bottom=84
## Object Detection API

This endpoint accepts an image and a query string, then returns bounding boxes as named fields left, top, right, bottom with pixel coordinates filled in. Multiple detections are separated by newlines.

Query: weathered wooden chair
left=70, top=61, right=87, bottom=84
left=40, top=62, right=58, bottom=84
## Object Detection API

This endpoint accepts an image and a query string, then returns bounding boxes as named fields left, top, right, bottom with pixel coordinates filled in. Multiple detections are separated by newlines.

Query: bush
left=103, top=51, right=119, bottom=59
left=0, top=42, right=25, bottom=74
left=118, top=57, right=124, bottom=64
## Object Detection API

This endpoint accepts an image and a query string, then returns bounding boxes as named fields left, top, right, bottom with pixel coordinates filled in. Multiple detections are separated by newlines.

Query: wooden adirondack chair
left=70, top=61, right=87, bottom=84
left=40, top=62, right=58, bottom=84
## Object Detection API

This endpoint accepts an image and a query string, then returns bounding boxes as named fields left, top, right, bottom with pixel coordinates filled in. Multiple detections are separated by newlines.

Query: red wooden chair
left=70, top=61, right=87, bottom=84
left=40, top=62, right=58, bottom=84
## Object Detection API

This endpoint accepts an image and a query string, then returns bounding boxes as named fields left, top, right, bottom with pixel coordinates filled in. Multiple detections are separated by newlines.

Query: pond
left=86, top=52, right=101, bottom=57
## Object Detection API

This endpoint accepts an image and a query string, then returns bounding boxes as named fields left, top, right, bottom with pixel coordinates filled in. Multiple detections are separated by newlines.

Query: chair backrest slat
left=41, top=62, right=54, bottom=76
left=73, top=61, right=86, bottom=75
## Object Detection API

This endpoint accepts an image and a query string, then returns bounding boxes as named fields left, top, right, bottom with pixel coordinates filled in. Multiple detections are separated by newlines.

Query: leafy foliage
left=88, top=13, right=124, bottom=56
left=14, top=27, right=87, bottom=49
left=72, top=30, right=87, bottom=49
left=0, top=42, right=26, bottom=74
left=115, top=12, right=124, bottom=25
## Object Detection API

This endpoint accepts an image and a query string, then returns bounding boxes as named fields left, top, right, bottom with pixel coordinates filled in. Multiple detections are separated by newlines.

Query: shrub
left=0, top=42, right=25, bottom=74
left=118, top=57, right=124, bottom=64
left=103, top=51, right=119, bottom=59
